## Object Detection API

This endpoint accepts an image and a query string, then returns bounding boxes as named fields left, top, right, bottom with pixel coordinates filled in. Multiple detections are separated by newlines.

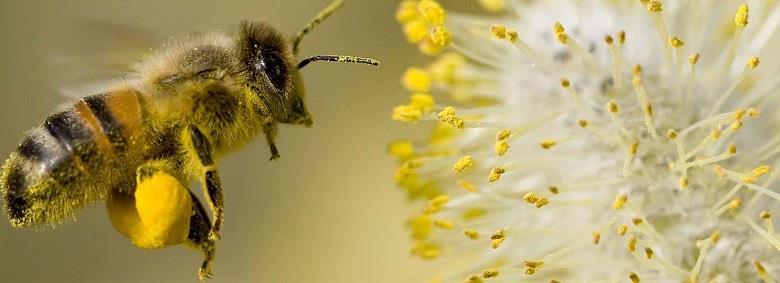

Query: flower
left=391, top=0, right=780, bottom=282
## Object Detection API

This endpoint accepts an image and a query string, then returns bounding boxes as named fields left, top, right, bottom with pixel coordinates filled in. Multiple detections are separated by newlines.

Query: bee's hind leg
left=262, top=119, right=280, bottom=161
left=186, top=191, right=216, bottom=280
left=186, top=125, right=224, bottom=241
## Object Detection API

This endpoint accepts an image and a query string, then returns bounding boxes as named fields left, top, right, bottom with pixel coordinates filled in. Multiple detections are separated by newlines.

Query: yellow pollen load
left=396, top=0, right=420, bottom=23
left=613, top=194, right=628, bottom=210
left=453, top=155, right=474, bottom=173
left=668, top=36, right=684, bottom=48
left=463, top=228, right=479, bottom=240
left=488, top=167, right=506, bottom=182
left=402, top=67, right=432, bottom=92
left=393, top=105, right=423, bottom=123
left=630, top=272, right=641, bottom=283
left=438, top=106, right=465, bottom=129
left=458, top=179, right=480, bottom=193
left=646, top=1, right=663, bottom=12
left=735, top=4, right=749, bottom=27
left=490, top=24, right=507, bottom=39
left=592, top=231, right=601, bottom=244
left=540, top=139, right=558, bottom=150
left=618, top=224, right=628, bottom=236
left=387, top=140, right=415, bottom=160
left=478, top=0, right=505, bottom=12
left=430, top=25, right=451, bottom=46
left=748, top=56, right=761, bottom=69
left=418, top=0, right=446, bottom=25
left=689, top=53, right=701, bottom=64
left=481, top=269, right=499, bottom=278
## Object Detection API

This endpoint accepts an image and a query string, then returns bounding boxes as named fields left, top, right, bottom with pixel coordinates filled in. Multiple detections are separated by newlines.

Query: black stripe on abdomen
left=44, top=111, right=92, bottom=153
left=4, top=162, right=29, bottom=221
left=84, top=95, right=127, bottom=152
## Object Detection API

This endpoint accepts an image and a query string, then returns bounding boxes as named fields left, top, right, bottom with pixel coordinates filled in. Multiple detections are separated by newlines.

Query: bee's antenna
left=292, top=0, right=345, bottom=55
left=297, top=55, right=379, bottom=69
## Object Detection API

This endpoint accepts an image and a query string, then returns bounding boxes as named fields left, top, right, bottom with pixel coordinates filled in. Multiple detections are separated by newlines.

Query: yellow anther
left=748, top=56, right=760, bottom=68
left=728, top=143, right=737, bottom=155
left=506, top=30, right=519, bottom=43
left=402, top=67, right=432, bottom=92
left=709, top=230, right=720, bottom=243
left=553, top=22, right=568, bottom=44
left=539, top=139, right=557, bottom=150
left=429, top=52, right=464, bottom=83
left=613, top=194, right=628, bottom=210
left=418, top=0, right=446, bottom=25
left=396, top=0, right=420, bottom=23
left=735, top=108, right=747, bottom=120
left=457, top=179, right=479, bottom=193
left=629, top=272, right=640, bottom=283
left=761, top=210, right=772, bottom=219
left=453, top=155, right=474, bottom=173
left=523, top=192, right=540, bottom=204
left=418, top=38, right=445, bottom=55
left=646, top=1, right=663, bottom=12
left=735, top=4, right=749, bottom=27
left=490, top=228, right=505, bottom=249
left=618, top=224, right=628, bottom=236
left=409, top=93, right=435, bottom=112
left=478, top=0, right=505, bottom=12
left=632, top=218, right=644, bottom=226
left=462, top=208, right=486, bottom=220
left=534, top=198, right=549, bottom=208
left=629, top=140, right=639, bottom=155
left=488, top=167, right=506, bottom=182
left=491, top=238, right=504, bottom=249
left=438, top=106, right=465, bottom=129
left=607, top=101, right=620, bottom=113
left=393, top=105, right=423, bottom=123
left=752, top=165, right=771, bottom=177
left=729, top=198, right=741, bottom=210
left=553, top=21, right=565, bottom=34
left=618, top=30, right=626, bottom=44
left=429, top=194, right=450, bottom=208
left=592, top=231, right=601, bottom=244
left=496, top=129, right=511, bottom=141
left=495, top=140, right=509, bottom=156
left=632, top=64, right=642, bottom=76
left=489, top=24, right=507, bottom=39
left=604, top=35, right=614, bottom=45
left=433, top=219, right=454, bottom=230
left=548, top=186, right=560, bottom=194
left=465, top=275, right=483, bottom=283
left=710, top=127, right=722, bottom=139
left=403, top=20, right=429, bottom=43
left=644, top=247, right=654, bottom=259
left=560, top=78, right=571, bottom=88
left=667, top=129, right=678, bottom=140
left=627, top=236, right=637, bottom=252
left=481, top=269, right=499, bottom=278
left=741, top=174, right=757, bottom=184
left=578, top=119, right=589, bottom=128
left=411, top=241, right=441, bottom=260
left=689, top=53, right=700, bottom=64
left=524, top=259, right=544, bottom=269
left=430, top=25, right=451, bottom=46
left=463, top=229, right=479, bottom=240
left=730, top=120, right=743, bottom=131
left=387, top=140, right=415, bottom=160
left=668, top=36, right=685, bottom=48
left=755, top=261, right=769, bottom=277
left=748, top=108, right=761, bottom=117
left=679, top=177, right=689, bottom=189
left=408, top=214, right=432, bottom=240
left=714, top=165, right=727, bottom=178
left=550, top=281, right=561, bottom=283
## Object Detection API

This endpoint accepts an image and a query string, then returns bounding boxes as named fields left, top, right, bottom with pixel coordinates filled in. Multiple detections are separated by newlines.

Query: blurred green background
left=0, top=0, right=456, bottom=282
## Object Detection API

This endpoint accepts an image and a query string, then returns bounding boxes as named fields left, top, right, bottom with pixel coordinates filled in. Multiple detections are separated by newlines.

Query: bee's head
left=238, top=21, right=312, bottom=126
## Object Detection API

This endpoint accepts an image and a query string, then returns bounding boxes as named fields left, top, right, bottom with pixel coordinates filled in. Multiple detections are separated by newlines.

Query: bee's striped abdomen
left=1, top=89, right=149, bottom=227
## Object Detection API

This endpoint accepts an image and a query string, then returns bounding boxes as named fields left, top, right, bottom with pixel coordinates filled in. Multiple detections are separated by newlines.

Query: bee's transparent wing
left=47, top=19, right=161, bottom=98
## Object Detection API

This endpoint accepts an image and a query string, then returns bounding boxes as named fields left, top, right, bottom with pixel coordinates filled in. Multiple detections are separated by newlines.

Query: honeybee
left=0, top=0, right=378, bottom=279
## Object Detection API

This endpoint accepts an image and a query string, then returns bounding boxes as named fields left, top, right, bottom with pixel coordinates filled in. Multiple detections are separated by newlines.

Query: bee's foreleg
left=185, top=190, right=216, bottom=280
left=262, top=119, right=280, bottom=161
left=186, top=125, right=224, bottom=241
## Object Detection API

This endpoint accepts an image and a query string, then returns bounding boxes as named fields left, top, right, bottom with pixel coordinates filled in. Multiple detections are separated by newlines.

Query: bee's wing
left=47, top=19, right=162, bottom=98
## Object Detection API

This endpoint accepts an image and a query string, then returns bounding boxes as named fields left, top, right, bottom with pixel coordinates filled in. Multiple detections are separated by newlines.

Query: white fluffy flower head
left=391, top=0, right=780, bottom=282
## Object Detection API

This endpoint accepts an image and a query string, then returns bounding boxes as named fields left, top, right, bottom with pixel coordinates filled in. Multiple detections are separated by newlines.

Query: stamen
left=644, top=1, right=672, bottom=66
left=632, top=64, right=659, bottom=138
left=709, top=56, right=760, bottom=116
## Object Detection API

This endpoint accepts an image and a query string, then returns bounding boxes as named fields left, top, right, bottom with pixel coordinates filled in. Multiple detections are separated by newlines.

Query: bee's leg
left=262, top=119, right=280, bottom=161
left=186, top=191, right=216, bottom=280
left=186, top=125, right=224, bottom=241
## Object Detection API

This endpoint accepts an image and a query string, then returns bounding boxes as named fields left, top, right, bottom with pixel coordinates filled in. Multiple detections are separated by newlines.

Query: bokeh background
left=0, top=0, right=473, bottom=282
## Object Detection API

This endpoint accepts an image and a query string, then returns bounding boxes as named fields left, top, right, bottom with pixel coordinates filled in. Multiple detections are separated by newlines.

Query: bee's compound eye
left=253, top=44, right=288, bottom=91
